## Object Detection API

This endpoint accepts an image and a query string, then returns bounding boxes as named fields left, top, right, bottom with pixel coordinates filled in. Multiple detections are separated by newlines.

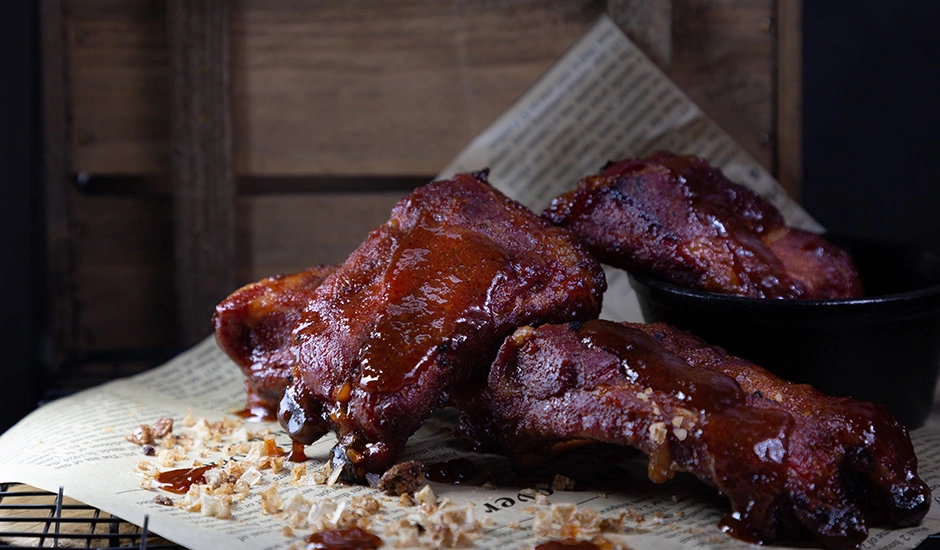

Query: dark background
left=803, top=0, right=940, bottom=248
left=1, top=0, right=40, bottom=432
left=1, top=0, right=939, bottom=431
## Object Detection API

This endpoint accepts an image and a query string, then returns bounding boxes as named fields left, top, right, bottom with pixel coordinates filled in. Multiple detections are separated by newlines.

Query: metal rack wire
left=2, top=352, right=186, bottom=549
left=0, top=483, right=181, bottom=549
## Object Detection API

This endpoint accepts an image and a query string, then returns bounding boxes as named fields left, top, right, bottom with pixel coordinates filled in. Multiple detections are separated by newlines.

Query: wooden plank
left=166, top=0, right=236, bottom=344
left=66, top=0, right=169, bottom=174
left=236, top=192, right=406, bottom=283
left=72, top=192, right=404, bottom=350
left=71, top=192, right=175, bottom=349
left=65, top=0, right=601, bottom=176
left=606, top=0, right=673, bottom=68
left=776, top=0, right=802, bottom=201
left=41, top=0, right=75, bottom=367
left=669, top=0, right=775, bottom=170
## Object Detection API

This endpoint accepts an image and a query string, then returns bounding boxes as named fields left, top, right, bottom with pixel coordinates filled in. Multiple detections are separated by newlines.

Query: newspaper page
left=2, top=14, right=939, bottom=550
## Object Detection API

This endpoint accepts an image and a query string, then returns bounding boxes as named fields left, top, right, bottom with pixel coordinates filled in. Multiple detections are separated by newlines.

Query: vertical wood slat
left=776, top=0, right=802, bottom=201
left=166, top=0, right=236, bottom=344
left=40, top=0, right=75, bottom=368
left=606, top=0, right=673, bottom=68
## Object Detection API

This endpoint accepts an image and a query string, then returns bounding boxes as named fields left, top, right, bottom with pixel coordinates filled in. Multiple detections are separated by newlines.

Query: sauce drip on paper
left=304, top=527, right=383, bottom=549
left=153, top=464, right=216, bottom=494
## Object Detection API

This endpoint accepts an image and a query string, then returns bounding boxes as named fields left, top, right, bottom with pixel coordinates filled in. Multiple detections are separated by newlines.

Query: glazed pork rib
left=462, top=320, right=928, bottom=549
left=276, top=172, right=606, bottom=477
left=544, top=152, right=864, bottom=299
left=214, top=265, right=340, bottom=416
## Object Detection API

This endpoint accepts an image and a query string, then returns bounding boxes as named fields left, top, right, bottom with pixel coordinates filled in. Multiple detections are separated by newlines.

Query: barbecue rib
left=461, top=320, right=928, bottom=549
left=278, top=172, right=607, bottom=478
left=543, top=152, right=864, bottom=299
left=214, top=265, right=340, bottom=417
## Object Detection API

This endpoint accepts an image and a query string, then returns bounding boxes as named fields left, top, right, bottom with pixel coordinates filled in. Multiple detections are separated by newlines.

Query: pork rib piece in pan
left=461, top=320, right=928, bottom=549
left=544, top=152, right=864, bottom=299
left=278, top=172, right=606, bottom=478
left=214, top=265, right=340, bottom=417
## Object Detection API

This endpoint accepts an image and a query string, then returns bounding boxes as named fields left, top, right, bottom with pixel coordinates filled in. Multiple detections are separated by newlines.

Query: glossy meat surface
left=544, top=152, right=864, bottom=299
left=279, top=172, right=607, bottom=477
left=462, top=320, right=928, bottom=548
left=214, top=265, right=340, bottom=416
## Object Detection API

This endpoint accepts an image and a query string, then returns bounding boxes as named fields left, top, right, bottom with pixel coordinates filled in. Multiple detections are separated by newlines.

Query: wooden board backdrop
left=42, top=0, right=799, bottom=358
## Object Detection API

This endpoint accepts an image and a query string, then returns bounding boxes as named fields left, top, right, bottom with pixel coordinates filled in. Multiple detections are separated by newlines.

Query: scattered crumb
left=599, top=511, right=627, bottom=533
left=259, top=482, right=283, bottom=514
left=152, top=417, right=174, bottom=438
left=551, top=474, right=576, bottom=491
left=126, top=424, right=154, bottom=446
left=414, top=485, right=437, bottom=510
left=649, top=422, right=667, bottom=446
left=129, top=411, right=640, bottom=547
left=377, top=460, right=427, bottom=495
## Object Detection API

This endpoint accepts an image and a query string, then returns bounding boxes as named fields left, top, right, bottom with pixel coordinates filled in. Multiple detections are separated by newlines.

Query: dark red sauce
left=304, top=527, right=383, bottom=549
left=578, top=321, right=744, bottom=410
left=424, top=457, right=478, bottom=484
left=534, top=540, right=601, bottom=550
left=289, top=440, right=309, bottom=463
left=355, top=222, right=509, bottom=394
left=153, top=465, right=216, bottom=494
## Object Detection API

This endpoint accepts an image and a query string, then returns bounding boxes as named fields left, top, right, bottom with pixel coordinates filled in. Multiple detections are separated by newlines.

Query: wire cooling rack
left=0, top=483, right=180, bottom=549
left=1, top=351, right=185, bottom=549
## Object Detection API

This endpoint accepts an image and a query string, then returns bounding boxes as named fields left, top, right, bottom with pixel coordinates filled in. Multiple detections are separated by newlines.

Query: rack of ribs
left=218, top=171, right=606, bottom=479
left=544, top=152, right=864, bottom=299
left=461, top=320, right=929, bottom=549
left=214, top=265, right=340, bottom=419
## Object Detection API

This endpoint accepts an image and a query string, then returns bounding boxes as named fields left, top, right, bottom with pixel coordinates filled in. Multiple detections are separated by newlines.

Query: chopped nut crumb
left=398, top=493, right=415, bottom=507
left=649, top=421, right=667, bottom=445
left=414, top=485, right=437, bottom=508
left=673, top=427, right=688, bottom=441
left=376, top=460, right=427, bottom=496
left=351, top=494, right=381, bottom=515
left=142, top=445, right=156, bottom=456
left=153, top=495, right=174, bottom=506
left=259, top=482, right=282, bottom=514
left=599, top=511, right=627, bottom=532
left=290, top=463, right=307, bottom=485
left=126, top=425, right=154, bottom=446
left=152, top=417, right=174, bottom=438
left=551, top=474, right=576, bottom=491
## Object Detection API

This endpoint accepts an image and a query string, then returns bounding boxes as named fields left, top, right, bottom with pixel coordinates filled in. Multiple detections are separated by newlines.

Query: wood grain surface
left=166, top=0, right=237, bottom=344
left=49, top=0, right=788, bottom=354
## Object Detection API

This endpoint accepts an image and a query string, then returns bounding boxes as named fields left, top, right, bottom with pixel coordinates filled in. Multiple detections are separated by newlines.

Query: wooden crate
left=41, top=0, right=801, bottom=362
